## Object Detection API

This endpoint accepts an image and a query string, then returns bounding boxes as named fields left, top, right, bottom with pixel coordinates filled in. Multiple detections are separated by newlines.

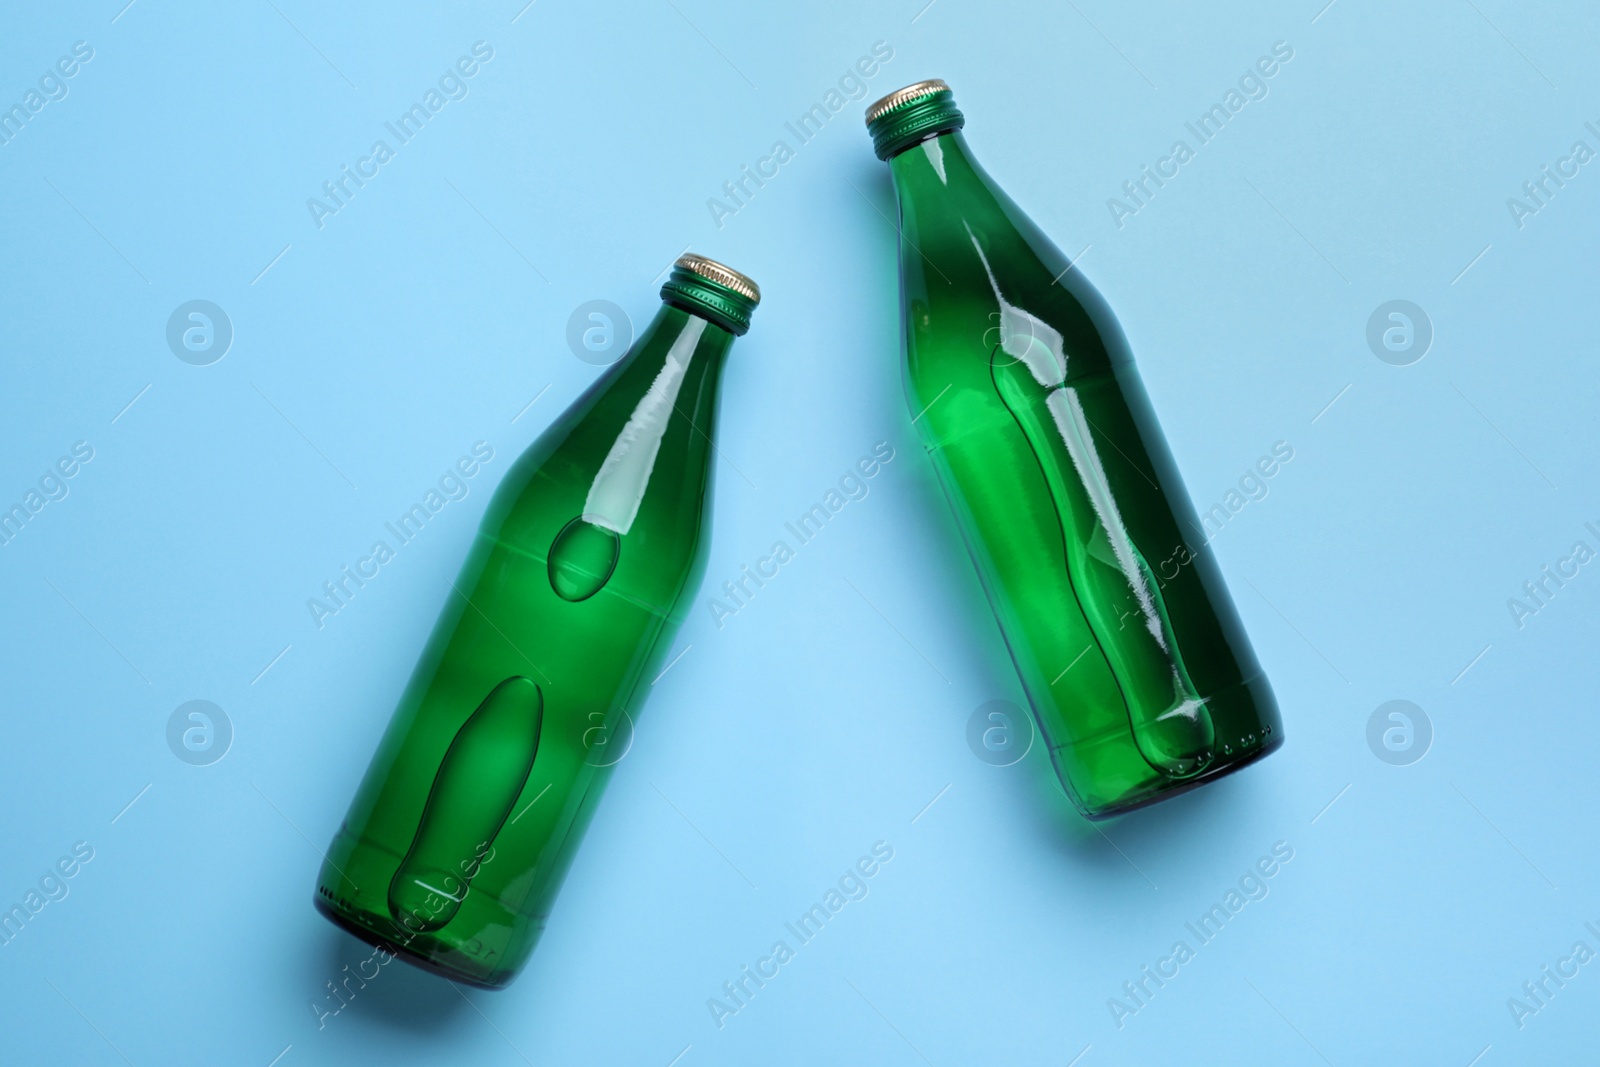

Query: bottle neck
left=550, top=301, right=736, bottom=466
left=639, top=302, right=737, bottom=454
left=631, top=302, right=734, bottom=415
left=886, top=128, right=986, bottom=193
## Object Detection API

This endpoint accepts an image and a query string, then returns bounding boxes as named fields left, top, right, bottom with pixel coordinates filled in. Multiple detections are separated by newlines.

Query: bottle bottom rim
left=312, top=892, right=515, bottom=990
left=1076, top=730, right=1285, bottom=821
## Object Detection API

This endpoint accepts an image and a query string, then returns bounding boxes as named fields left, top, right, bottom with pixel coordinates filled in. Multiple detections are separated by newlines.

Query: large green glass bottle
left=865, top=82, right=1282, bottom=818
left=314, top=255, right=760, bottom=987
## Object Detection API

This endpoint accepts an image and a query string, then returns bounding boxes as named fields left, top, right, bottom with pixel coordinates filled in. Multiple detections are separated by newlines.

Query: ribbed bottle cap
left=864, top=79, right=964, bottom=160
left=675, top=254, right=760, bottom=303
left=865, top=79, right=951, bottom=124
left=660, top=254, right=761, bottom=336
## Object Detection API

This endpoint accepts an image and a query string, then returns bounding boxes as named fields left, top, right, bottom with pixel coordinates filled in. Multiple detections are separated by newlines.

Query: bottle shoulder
left=482, top=310, right=730, bottom=541
left=890, top=136, right=1132, bottom=381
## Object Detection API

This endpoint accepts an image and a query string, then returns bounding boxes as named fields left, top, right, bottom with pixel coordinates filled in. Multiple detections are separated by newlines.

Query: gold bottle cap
left=675, top=254, right=760, bottom=303
left=865, top=79, right=951, bottom=125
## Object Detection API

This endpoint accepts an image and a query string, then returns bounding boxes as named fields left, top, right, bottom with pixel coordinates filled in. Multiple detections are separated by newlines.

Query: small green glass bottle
left=314, top=255, right=760, bottom=987
left=865, top=82, right=1282, bottom=818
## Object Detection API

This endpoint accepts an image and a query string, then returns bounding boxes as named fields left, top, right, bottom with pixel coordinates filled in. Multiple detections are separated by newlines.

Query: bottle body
left=315, top=299, right=735, bottom=986
left=886, top=127, right=1282, bottom=817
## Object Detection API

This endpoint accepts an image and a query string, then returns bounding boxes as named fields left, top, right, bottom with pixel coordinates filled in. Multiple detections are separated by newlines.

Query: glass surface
left=315, top=303, right=733, bottom=987
left=885, top=129, right=1283, bottom=817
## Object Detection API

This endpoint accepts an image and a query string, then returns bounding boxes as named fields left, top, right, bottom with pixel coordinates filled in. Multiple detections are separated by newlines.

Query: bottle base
left=1076, top=730, right=1284, bottom=821
left=312, top=891, right=518, bottom=990
left=1046, top=670, right=1284, bottom=819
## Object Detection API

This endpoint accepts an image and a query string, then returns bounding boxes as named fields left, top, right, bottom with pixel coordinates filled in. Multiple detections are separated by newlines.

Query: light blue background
left=3, top=0, right=1597, bottom=1063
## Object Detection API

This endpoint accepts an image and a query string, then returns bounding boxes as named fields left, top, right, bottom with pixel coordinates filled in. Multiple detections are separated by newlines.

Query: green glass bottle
left=865, top=82, right=1282, bottom=818
left=314, top=255, right=760, bottom=987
